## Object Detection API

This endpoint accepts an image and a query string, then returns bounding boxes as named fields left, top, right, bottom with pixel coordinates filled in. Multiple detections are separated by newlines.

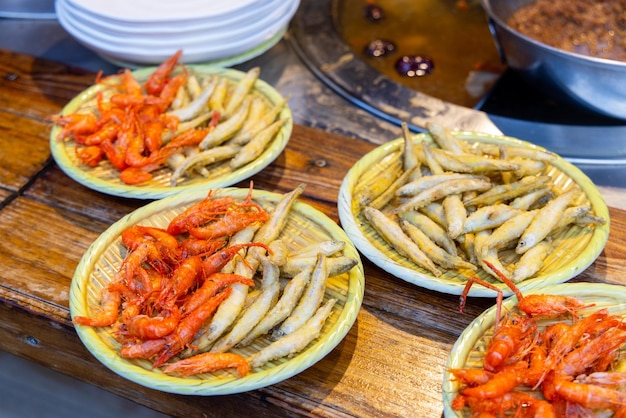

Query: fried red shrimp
left=454, top=263, right=626, bottom=416
left=167, top=193, right=235, bottom=235
left=123, top=306, right=181, bottom=340
left=152, top=288, right=232, bottom=367
left=162, top=352, right=249, bottom=378
left=73, top=286, right=122, bottom=327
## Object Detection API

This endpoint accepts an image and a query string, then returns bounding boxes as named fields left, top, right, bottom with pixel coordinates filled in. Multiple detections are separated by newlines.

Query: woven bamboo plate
left=69, top=186, right=364, bottom=395
left=442, top=282, right=626, bottom=417
left=50, top=66, right=292, bottom=199
left=337, top=131, right=610, bottom=297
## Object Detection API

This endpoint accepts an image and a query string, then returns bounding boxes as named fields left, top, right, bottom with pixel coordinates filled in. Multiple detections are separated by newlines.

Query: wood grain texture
left=0, top=48, right=625, bottom=418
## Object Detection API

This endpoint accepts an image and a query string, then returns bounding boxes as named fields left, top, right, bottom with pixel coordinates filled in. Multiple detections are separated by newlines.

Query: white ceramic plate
left=70, top=187, right=364, bottom=395
left=58, top=0, right=291, bottom=48
left=58, top=0, right=281, bottom=33
left=57, top=0, right=297, bottom=64
left=95, top=29, right=286, bottom=69
left=50, top=66, right=292, bottom=199
left=66, top=0, right=263, bottom=23
left=337, top=131, right=610, bottom=297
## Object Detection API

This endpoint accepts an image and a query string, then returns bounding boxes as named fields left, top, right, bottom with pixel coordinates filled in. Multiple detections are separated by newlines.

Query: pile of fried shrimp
left=450, top=268, right=626, bottom=416
left=73, top=183, right=358, bottom=378
left=50, top=50, right=289, bottom=186
left=356, top=123, right=606, bottom=284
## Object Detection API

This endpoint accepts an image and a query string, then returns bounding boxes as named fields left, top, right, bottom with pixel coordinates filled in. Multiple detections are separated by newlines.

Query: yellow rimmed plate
left=50, top=66, right=292, bottom=199
left=69, top=187, right=364, bottom=395
left=442, top=282, right=626, bottom=417
left=337, top=131, right=610, bottom=297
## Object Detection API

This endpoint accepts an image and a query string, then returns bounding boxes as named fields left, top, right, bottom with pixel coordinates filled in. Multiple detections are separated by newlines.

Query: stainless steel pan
left=481, top=0, right=626, bottom=120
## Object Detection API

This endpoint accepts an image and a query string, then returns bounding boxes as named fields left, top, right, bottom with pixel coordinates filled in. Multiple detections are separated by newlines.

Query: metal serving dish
left=481, top=0, right=626, bottom=120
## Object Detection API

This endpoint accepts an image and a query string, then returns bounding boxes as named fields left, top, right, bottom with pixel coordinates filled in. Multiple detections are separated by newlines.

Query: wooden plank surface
left=1, top=48, right=625, bottom=418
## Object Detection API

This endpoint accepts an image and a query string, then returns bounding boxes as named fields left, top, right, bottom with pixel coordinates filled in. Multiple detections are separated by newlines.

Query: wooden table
left=1, top=49, right=625, bottom=417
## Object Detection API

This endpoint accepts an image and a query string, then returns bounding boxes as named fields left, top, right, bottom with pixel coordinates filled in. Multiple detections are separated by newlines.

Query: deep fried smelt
left=267, top=239, right=289, bottom=266
left=419, top=202, right=447, bottom=228
left=246, top=183, right=307, bottom=273
left=173, top=112, right=213, bottom=135
left=443, top=194, right=466, bottom=239
left=516, top=189, right=577, bottom=254
left=473, top=230, right=490, bottom=264
left=369, top=165, right=418, bottom=210
left=399, top=211, right=457, bottom=256
left=208, top=76, right=228, bottom=116
left=559, top=203, right=606, bottom=227
left=171, top=80, right=190, bottom=109
left=169, top=145, right=240, bottom=186
left=498, top=144, right=514, bottom=184
left=185, top=73, right=203, bottom=99
left=229, top=117, right=289, bottom=169
left=421, top=140, right=445, bottom=174
left=571, top=213, right=607, bottom=228
left=227, top=96, right=268, bottom=144
left=288, top=240, right=346, bottom=259
left=239, top=265, right=314, bottom=347
left=363, top=206, right=441, bottom=276
left=211, top=257, right=280, bottom=353
left=511, top=240, right=551, bottom=282
left=272, top=254, right=328, bottom=339
left=355, top=158, right=403, bottom=207
left=402, top=122, right=419, bottom=169
left=280, top=256, right=357, bottom=278
left=185, top=226, right=261, bottom=355
left=396, top=173, right=489, bottom=197
left=462, top=204, right=522, bottom=234
left=509, top=156, right=546, bottom=178
left=418, top=147, right=479, bottom=173
left=188, top=256, right=253, bottom=354
left=166, top=80, right=216, bottom=121
left=162, top=352, right=249, bottom=377
left=457, top=232, right=477, bottom=265
left=463, top=175, right=551, bottom=207
left=437, top=149, right=521, bottom=173
left=482, top=210, right=538, bottom=251
left=221, top=225, right=259, bottom=273
left=249, top=298, right=336, bottom=369
left=254, top=184, right=305, bottom=245
left=390, top=178, right=491, bottom=214
left=427, top=123, right=467, bottom=154
left=399, top=220, right=476, bottom=271
left=509, top=188, right=552, bottom=210
left=230, top=96, right=289, bottom=146
left=199, top=96, right=251, bottom=149
left=479, top=247, right=511, bottom=282
left=224, top=67, right=260, bottom=117
left=401, top=122, right=422, bottom=182
left=479, top=143, right=557, bottom=162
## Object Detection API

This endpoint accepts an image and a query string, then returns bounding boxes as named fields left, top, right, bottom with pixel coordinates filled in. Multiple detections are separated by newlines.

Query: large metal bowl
left=481, top=0, right=626, bottom=120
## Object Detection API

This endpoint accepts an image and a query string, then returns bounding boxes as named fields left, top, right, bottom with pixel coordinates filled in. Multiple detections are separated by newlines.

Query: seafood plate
left=443, top=282, right=626, bottom=416
left=337, top=129, right=609, bottom=297
left=69, top=186, right=364, bottom=395
left=50, top=63, right=292, bottom=199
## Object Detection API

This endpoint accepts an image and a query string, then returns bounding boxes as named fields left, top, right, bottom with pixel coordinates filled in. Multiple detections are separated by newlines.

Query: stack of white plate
left=55, top=0, right=300, bottom=67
